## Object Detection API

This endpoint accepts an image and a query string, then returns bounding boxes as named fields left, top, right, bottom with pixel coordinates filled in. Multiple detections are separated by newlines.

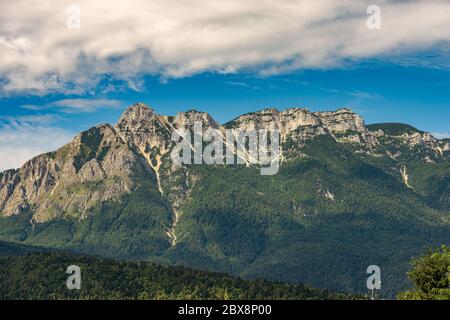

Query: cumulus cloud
left=0, top=0, right=450, bottom=94
left=0, top=114, right=74, bottom=171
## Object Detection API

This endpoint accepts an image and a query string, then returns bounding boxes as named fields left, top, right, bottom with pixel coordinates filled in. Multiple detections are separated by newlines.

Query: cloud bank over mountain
left=1, top=0, right=450, bottom=94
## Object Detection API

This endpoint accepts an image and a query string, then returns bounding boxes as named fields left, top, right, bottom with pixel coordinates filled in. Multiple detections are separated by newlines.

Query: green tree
left=398, top=246, right=450, bottom=300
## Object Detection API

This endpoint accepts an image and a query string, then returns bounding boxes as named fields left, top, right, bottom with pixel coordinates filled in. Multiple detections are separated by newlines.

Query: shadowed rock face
left=1, top=103, right=448, bottom=223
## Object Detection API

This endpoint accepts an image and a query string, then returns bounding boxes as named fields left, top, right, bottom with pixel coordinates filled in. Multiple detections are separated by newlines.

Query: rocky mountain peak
left=260, top=107, right=280, bottom=114
left=172, top=109, right=220, bottom=129
left=336, top=107, right=355, bottom=114
left=117, top=102, right=155, bottom=126
left=228, top=106, right=365, bottom=135
left=313, top=108, right=365, bottom=132
left=73, top=123, right=116, bottom=142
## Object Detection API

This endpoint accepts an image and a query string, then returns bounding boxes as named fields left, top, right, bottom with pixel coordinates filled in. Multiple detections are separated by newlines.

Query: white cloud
left=225, top=81, right=260, bottom=90
left=432, top=132, right=450, bottom=139
left=0, top=115, right=74, bottom=171
left=0, top=0, right=450, bottom=94
left=22, top=98, right=124, bottom=113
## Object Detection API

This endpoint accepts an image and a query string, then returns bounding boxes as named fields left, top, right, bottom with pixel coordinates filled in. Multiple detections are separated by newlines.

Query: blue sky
left=1, top=0, right=450, bottom=170
left=2, top=62, right=449, bottom=132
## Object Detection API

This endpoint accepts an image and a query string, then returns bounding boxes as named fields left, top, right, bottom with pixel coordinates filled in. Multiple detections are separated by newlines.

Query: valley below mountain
left=1, top=103, right=449, bottom=298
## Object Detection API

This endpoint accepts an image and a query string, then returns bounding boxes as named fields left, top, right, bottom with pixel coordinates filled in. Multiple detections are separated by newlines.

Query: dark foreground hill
left=0, top=241, right=349, bottom=300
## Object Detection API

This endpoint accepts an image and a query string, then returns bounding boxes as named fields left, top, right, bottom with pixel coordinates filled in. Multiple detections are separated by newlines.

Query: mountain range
left=1, top=103, right=449, bottom=297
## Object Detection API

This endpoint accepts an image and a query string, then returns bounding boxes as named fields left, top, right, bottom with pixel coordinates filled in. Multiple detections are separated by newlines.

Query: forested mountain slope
left=0, top=241, right=348, bottom=300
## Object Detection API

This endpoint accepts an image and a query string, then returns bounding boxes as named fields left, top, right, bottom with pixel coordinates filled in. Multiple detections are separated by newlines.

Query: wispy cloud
left=1, top=0, right=450, bottom=94
left=22, top=99, right=123, bottom=113
left=432, top=132, right=450, bottom=140
left=0, top=114, right=60, bottom=126
left=225, top=81, right=260, bottom=90
left=303, top=83, right=382, bottom=101
left=0, top=114, right=74, bottom=171
left=347, top=91, right=381, bottom=100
